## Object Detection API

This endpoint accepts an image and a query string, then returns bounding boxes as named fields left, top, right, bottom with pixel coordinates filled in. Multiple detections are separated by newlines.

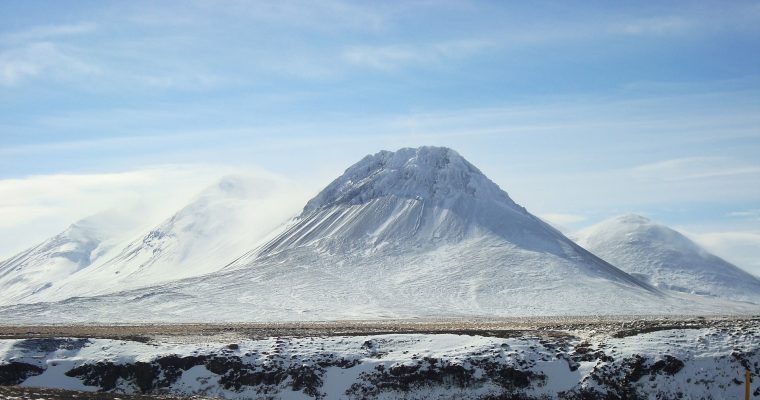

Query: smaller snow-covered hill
left=0, top=174, right=304, bottom=306
left=575, top=214, right=760, bottom=303
left=33, top=175, right=301, bottom=302
left=0, top=210, right=144, bottom=306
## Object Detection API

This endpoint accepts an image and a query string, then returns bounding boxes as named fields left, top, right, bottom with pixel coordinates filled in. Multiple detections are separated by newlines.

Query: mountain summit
left=254, top=147, right=609, bottom=262
left=304, top=147, right=514, bottom=211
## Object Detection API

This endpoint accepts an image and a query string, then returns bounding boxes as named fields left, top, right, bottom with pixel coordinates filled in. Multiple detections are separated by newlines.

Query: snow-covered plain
left=1, top=318, right=758, bottom=399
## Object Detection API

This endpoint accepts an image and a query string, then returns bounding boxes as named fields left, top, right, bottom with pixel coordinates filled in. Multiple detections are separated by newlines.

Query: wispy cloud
left=681, top=229, right=760, bottom=275
left=541, top=213, right=588, bottom=225
left=539, top=213, right=588, bottom=233
left=0, top=42, right=99, bottom=86
left=343, top=39, right=493, bottom=71
left=630, top=157, right=760, bottom=182
left=208, top=0, right=392, bottom=31
left=0, top=165, right=310, bottom=260
left=2, top=22, right=97, bottom=43
left=728, top=209, right=760, bottom=221
left=132, top=72, right=230, bottom=90
left=618, top=16, right=693, bottom=36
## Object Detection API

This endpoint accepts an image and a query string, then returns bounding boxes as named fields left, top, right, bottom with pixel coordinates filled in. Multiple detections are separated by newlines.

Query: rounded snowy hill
left=0, top=175, right=299, bottom=307
left=0, top=210, right=142, bottom=306
left=575, top=214, right=760, bottom=303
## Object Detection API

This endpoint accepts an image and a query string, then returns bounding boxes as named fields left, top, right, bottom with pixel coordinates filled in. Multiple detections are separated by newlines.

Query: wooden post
left=747, top=369, right=752, bottom=400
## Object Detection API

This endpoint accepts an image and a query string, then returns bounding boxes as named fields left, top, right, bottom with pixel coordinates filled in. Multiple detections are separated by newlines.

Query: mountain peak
left=303, top=146, right=514, bottom=213
left=577, top=214, right=698, bottom=253
left=614, top=214, right=652, bottom=225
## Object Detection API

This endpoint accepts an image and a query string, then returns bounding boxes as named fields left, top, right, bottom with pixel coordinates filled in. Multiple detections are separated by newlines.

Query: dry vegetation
left=0, top=315, right=756, bottom=343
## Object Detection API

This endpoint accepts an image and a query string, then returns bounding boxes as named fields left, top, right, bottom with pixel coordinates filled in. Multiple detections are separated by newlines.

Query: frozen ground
left=0, top=316, right=758, bottom=399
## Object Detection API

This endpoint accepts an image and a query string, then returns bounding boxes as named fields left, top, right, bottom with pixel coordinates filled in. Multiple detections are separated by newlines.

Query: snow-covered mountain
left=575, top=214, right=760, bottom=303
left=0, top=174, right=303, bottom=306
left=0, top=146, right=683, bottom=322
left=0, top=209, right=144, bottom=305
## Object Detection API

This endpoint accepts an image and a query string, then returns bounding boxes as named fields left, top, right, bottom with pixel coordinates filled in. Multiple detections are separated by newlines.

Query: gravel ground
left=0, top=315, right=755, bottom=343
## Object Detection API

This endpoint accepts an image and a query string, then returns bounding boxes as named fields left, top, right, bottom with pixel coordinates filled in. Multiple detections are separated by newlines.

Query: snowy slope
left=575, top=214, right=760, bottom=303
left=233, top=147, right=652, bottom=285
left=0, top=209, right=145, bottom=306
left=0, top=147, right=684, bottom=322
left=0, top=175, right=303, bottom=306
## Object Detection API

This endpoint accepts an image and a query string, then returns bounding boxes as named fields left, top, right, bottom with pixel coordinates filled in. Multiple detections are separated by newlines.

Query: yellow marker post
left=747, top=369, right=752, bottom=400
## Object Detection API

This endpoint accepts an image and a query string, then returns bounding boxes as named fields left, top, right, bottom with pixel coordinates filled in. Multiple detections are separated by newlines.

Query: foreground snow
left=1, top=319, right=758, bottom=399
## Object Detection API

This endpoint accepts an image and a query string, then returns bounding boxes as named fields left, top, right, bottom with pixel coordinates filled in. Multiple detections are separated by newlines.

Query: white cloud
left=343, top=39, right=493, bottom=71
left=540, top=213, right=587, bottom=226
left=0, top=42, right=99, bottom=86
left=133, top=72, right=230, bottom=90
left=0, top=165, right=311, bottom=260
left=681, top=229, right=760, bottom=276
left=630, top=157, right=760, bottom=182
left=538, top=213, right=588, bottom=234
left=727, top=209, right=760, bottom=221
left=619, top=16, right=693, bottom=36
left=0, top=56, right=40, bottom=85
left=2, top=23, right=97, bottom=43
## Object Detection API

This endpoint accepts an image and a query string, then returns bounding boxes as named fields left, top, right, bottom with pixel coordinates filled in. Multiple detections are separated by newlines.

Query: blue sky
left=1, top=1, right=759, bottom=271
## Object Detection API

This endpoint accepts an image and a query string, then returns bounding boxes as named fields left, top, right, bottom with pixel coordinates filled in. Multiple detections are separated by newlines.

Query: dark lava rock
left=0, top=362, right=44, bottom=385
left=650, top=355, right=684, bottom=376
left=12, top=338, right=89, bottom=352
left=64, top=352, right=361, bottom=399
left=347, top=356, right=545, bottom=398
left=66, top=361, right=159, bottom=393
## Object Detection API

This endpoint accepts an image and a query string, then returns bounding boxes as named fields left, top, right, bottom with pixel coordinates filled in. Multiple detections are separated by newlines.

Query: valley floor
left=0, top=315, right=745, bottom=341
left=1, top=316, right=758, bottom=399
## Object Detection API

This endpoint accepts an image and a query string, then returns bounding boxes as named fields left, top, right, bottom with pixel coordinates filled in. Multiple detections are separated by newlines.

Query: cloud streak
left=343, top=39, right=494, bottom=71
left=0, top=42, right=100, bottom=86
left=2, top=22, right=97, bottom=43
left=681, top=229, right=760, bottom=275
left=0, top=165, right=244, bottom=258
left=631, top=157, right=760, bottom=182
